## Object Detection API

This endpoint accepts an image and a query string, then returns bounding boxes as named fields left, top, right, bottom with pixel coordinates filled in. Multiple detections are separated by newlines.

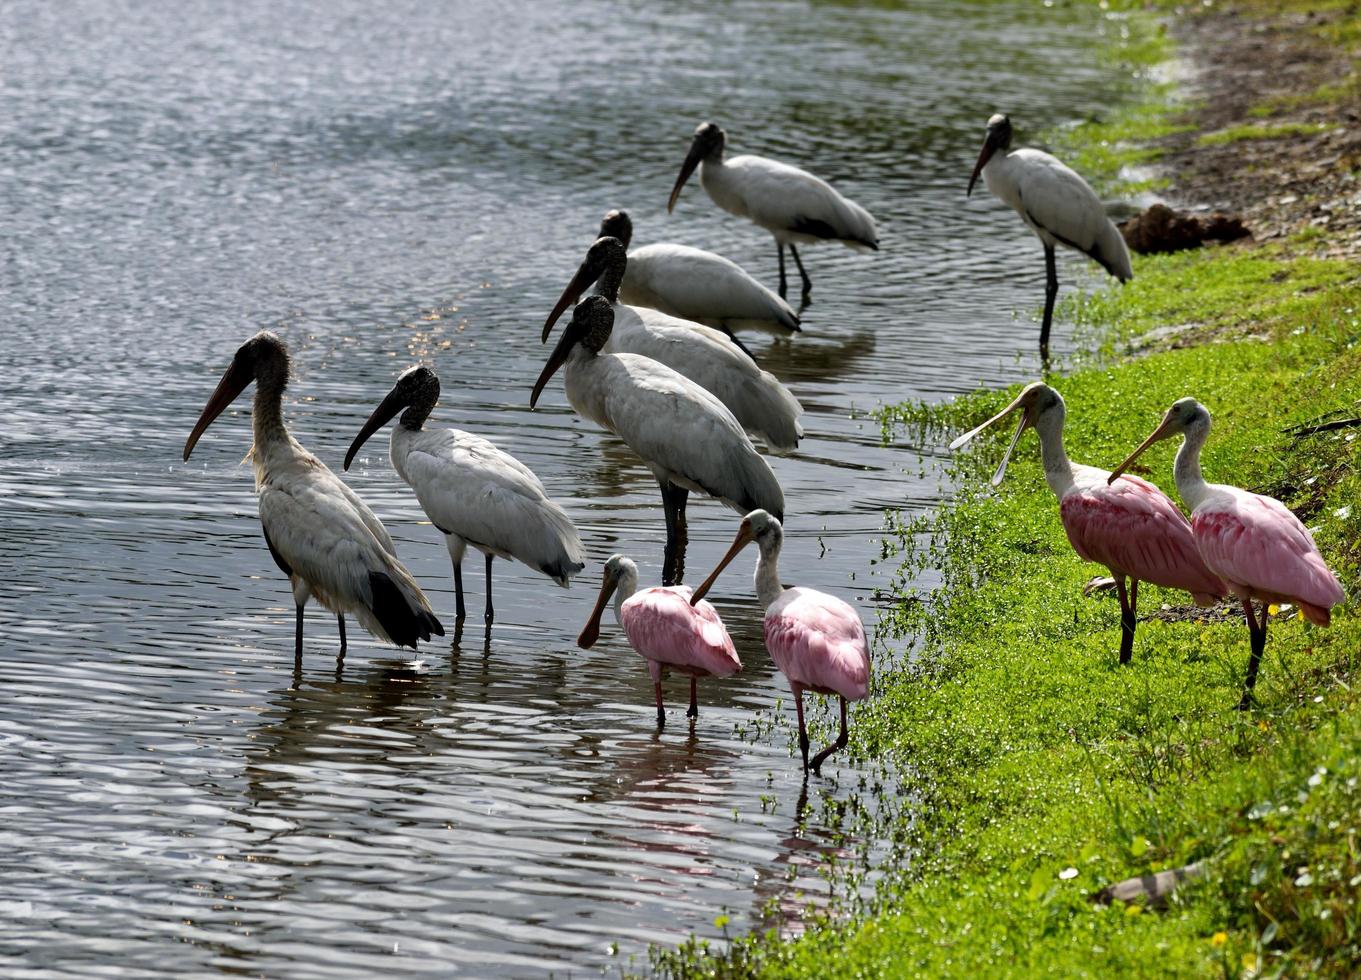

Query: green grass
left=1196, top=122, right=1338, bottom=147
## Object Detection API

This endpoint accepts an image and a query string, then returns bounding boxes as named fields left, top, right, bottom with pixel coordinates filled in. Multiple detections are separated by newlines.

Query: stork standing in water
left=1110, top=398, right=1344, bottom=709
left=343, top=365, right=585, bottom=627
left=596, top=209, right=800, bottom=349
left=543, top=235, right=803, bottom=455
left=967, top=113, right=1133, bottom=361
left=577, top=554, right=741, bottom=728
left=951, top=383, right=1225, bottom=664
left=183, top=332, right=443, bottom=656
left=690, top=511, right=870, bottom=774
left=667, top=121, right=879, bottom=302
left=531, top=296, right=785, bottom=586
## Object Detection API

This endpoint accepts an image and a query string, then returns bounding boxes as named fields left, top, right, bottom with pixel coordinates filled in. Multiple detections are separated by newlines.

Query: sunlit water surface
left=2, top=0, right=1139, bottom=974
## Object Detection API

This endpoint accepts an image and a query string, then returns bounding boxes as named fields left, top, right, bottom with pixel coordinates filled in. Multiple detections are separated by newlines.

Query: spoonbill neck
left=1173, top=427, right=1212, bottom=510
left=614, top=562, right=639, bottom=621
left=1032, top=409, right=1075, bottom=497
left=754, top=530, right=784, bottom=610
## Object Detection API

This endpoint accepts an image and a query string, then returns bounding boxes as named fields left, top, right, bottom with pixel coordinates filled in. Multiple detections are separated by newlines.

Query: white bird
left=531, top=296, right=785, bottom=587
left=543, top=235, right=804, bottom=455
left=667, top=121, right=879, bottom=301
left=343, top=365, right=585, bottom=627
left=597, top=209, right=800, bottom=350
left=183, top=332, right=443, bottom=657
left=967, top=113, right=1133, bottom=361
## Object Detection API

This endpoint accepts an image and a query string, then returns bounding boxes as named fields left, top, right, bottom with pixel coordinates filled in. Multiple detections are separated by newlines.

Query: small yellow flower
left=1211, top=931, right=1227, bottom=947
left=1268, top=604, right=1280, bottom=616
left=1258, top=720, right=1269, bottom=732
left=1241, top=951, right=1258, bottom=972
left=1125, top=904, right=1142, bottom=917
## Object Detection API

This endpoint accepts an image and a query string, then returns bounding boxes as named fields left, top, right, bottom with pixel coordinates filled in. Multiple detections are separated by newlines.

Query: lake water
left=1, top=0, right=1141, bottom=974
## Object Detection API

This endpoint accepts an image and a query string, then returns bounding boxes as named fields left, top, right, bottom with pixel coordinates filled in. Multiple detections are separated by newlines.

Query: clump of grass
left=1196, top=122, right=1337, bottom=147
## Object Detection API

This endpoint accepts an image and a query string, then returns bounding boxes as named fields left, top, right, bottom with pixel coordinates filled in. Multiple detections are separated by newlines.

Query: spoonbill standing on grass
left=951, top=382, right=1225, bottom=664
left=1109, top=397, right=1344, bottom=709
left=690, top=510, right=869, bottom=774
left=183, top=332, right=443, bottom=657
left=531, top=296, right=785, bottom=587
left=543, top=235, right=804, bottom=455
left=967, top=114, right=1133, bottom=361
left=597, top=209, right=800, bottom=348
left=667, top=121, right=879, bottom=302
left=343, top=365, right=585, bottom=627
left=577, top=554, right=741, bottom=729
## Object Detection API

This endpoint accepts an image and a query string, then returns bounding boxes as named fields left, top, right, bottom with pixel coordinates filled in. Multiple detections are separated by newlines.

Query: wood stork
left=951, top=383, right=1226, bottom=664
left=543, top=235, right=804, bottom=455
left=968, top=113, right=1133, bottom=361
left=343, top=365, right=585, bottom=627
left=1110, top=398, right=1344, bottom=709
left=577, top=554, right=741, bottom=729
left=597, top=209, right=800, bottom=346
left=183, top=332, right=443, bottom=657
left=691, top=510, right=870, bottom=774
left=666, top=121, right=879, bottom=301
left=530, top=296, right=785, bottom=587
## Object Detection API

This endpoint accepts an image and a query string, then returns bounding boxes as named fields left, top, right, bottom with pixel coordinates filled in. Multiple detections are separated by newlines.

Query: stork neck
left=753, top=531, right=784, bottom=610
left=1173, top=427, right=1211, bottom=509
left=399, top=393, right=436, bottom=432
left=593, top=251, right=626, bottom=305
left=251, top=374, right=289, bottom=447
left=1033, top=409, right=1075, bottom=497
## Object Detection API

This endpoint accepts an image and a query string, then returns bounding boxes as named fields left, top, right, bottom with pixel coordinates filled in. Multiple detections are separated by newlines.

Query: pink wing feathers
left=764, top=587, right=870, bottom=701
left=1192, top=491, right=1344, bottom=625
left=1060, top=474, right=1226, bottom=604
left=620, top=586, right=742, bottom=676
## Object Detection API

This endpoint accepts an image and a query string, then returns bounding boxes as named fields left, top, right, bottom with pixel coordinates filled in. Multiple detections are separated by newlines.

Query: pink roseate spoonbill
left=667, top=121, right=879, bottom=302
left=967, top=114, right=1133, bottom=361
left=183, top=332, right=443, bottom=657
left=577, top=554, right=741, bottom=729
left=1109, top=398, right=1345, bottom=709
left=597, top=209, right=800, bottom=350
left=951, top=383, right=1226, bottom=664
left=343, top=365, right=585, bottom=627
left=690, top=510, right=870, bottom=774
left=543, top=235, right=804, bottom=454
left=531, top=296, right=785, bottom=587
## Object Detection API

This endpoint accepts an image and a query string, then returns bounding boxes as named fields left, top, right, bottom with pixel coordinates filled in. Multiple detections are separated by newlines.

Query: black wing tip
left=368, top=570, right=444, bottom=648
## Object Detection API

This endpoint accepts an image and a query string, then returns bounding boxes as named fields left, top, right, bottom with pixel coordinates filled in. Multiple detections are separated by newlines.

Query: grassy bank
left=651, top=3, right=1361, bottom=977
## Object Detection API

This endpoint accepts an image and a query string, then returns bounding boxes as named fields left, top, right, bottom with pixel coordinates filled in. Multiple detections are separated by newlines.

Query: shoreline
left=654, top=1, right=1361, bottom=975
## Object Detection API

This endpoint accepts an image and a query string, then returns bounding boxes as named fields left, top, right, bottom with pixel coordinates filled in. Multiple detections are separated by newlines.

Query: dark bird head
left=598, top=209, right=633, bottom=249
left=531, top=295, right=614, bottom=409
left=542, top=236, right=628, bottom=342
left=183, top=331, right=290, bottom=461
left=668, top=121, right=727, bottom=214
left=344, top=365, right=441, bottom=471
left=968, top=113, right=1013, bottom=197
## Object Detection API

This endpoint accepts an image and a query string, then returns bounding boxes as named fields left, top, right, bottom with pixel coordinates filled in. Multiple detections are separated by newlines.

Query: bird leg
left=789, top=244, right=812, bottom=302
left=294, top=604, right=305, bottom=659
left=655, top=681, right=666, bottom=730
left=337, top=614, right=347, bottom=653
left=484, top=553, right=495, bottom=626
left=452, top=560, right=467, bottom=622
left=1040, top=243, right=1058, bottom=364
left=777, top=243, right=788, bottom=299
left=1237, top=598, right=1268, bottom=711
left=792, top=683, right=810, bottom=772
left=810, top=696, right=850, bottom=775
left=687, top=677, right=699, bottom=719
left=659, top=481, right=689, bottom=586
left=673, top=487, right=689, bottom=586
left=1115, top=575, right=1137, bottom=665
left=719, top=325, right=757, bottom=362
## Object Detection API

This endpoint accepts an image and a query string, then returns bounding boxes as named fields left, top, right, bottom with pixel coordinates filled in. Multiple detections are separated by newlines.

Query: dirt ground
left=1157, top=3, right=1361, bottom=257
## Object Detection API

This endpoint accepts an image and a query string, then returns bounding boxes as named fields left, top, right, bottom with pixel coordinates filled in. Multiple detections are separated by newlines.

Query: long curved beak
left=1107, top=412, right=1177, bottom=485
left=542, top=257, right=602, bottom=343
left=578, top=575, right=619, bottom=649
left=530, top=323, right=577, bottom=409
left=967, top=134, right=997, bottom=197
left=183, top=360, right=253, bottom=461
left=948, top=389, right=1031, bottom=487
left=667, top=139, right=705, bottom=214
left=344, top=388, right=406, bottom=471
left=689, top=523, right=754, bottom=606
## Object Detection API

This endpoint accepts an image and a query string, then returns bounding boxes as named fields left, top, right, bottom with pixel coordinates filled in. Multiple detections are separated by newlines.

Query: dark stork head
left=598, top=209, right=633, bottom=249
left=344, top=365, right=441, bottom=471
left=530, top=295, right=614, bottom=409
left=183, top=331, right=290, bottom=461
left=668, top=121, right=727, bottom=214
left=541, top=236, right=627, bottom=342
left=968, top=113, right=1013, bottom=197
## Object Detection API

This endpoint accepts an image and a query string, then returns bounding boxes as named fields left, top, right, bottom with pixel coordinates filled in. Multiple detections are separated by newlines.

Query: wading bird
left=183, top=332, right=443, bottom=656
left=531, top=296, right=785, bottom=586
left=1109, top=397, right=1344, bottom=709
left=343, top=365, right=585, bottom=627
left=577, top=554, right=741, bottom=728
left=543, top=235, right=803, bottom=455
left=690, top=510, right=869, bottom=774
left=951, top=383, right=1225, bottom=664
left=597, top=209, right=800, bottom=347
left=667, top=121, right=879, bottom=301
left=967, top=113, right=1133, bottom=361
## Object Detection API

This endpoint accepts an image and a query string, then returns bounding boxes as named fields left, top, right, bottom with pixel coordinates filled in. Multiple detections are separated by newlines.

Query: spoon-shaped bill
left=183, top=359, right=253, bottom=461
left=1107, top=410, right=1179, bottom=485
left=344, top=387, right=406, bottom=471
left=577, top=573, right=620, bottom=649
left=689, top=521, right=756, bottom=605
